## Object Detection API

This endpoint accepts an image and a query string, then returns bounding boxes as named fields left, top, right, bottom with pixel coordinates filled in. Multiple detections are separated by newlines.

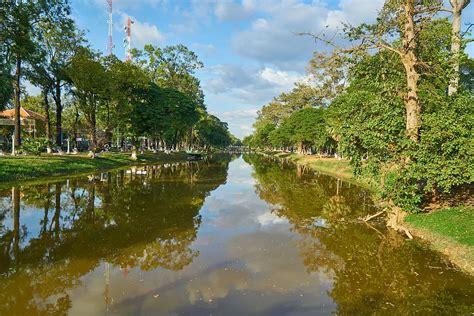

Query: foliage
left=21, top=137, right=50, bottom=155
left=247, top=14, right=473, bottom=213
left=1, top=3, right=233, bottom=154
left=195, top=114, right=233, bottom=148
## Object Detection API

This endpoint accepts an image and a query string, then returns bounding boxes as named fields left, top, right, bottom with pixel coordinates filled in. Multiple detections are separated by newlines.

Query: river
left=0, top=154, right=472, bottom=315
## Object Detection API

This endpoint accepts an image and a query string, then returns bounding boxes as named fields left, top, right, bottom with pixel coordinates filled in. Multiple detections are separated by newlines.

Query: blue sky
left=70, top=0, right=474, bottom=138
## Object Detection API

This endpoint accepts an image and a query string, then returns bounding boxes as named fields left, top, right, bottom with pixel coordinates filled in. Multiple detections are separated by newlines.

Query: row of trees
left=1, top=1, right=237, bottom=154
left=245, top=0, right=473, bottom=212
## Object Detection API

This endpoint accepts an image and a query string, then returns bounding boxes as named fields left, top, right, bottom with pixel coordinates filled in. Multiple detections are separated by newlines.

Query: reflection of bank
left=246, top=154, right=474, bottom=315
left=0, top=156, right=232, bottom=315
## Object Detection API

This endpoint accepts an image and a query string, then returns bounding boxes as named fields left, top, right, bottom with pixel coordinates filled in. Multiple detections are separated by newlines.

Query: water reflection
left=0, top=156, right=234, bottom=314
left=246, top=154, right=474, bottom=314
left=0, top=154, right=472, bottom=315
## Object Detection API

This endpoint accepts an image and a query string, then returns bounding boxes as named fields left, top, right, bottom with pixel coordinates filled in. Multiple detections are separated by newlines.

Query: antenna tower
left=107, top=0, right=113, bottom=55
left=124, top=17, right=133, bottom=61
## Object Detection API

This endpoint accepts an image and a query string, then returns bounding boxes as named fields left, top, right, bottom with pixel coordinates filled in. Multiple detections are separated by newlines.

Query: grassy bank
left=405, top=207, right=474, bottom=274
left=0, top=151, right=188, bottom=185
left=266, top=151, right=473, bottom=274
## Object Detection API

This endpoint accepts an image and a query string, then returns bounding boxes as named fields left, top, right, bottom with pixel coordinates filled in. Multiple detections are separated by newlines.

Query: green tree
left=195, top=114, right=232, bottom=149
left=1, top=0, right=71, bottom=148
left=68, top=48, right=107, bottom=152
left=31, top=12, right=83, bottom=147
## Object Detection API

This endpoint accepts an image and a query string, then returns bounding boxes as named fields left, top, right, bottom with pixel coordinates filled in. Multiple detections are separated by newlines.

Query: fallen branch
left=363, top=210, right=385, bottom=222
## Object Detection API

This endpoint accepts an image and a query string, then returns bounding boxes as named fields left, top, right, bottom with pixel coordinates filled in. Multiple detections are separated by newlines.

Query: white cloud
left=205, top=64, right=303, bottom=103
left=231, top=0, right=384, bottom=69
left=203, top=64, right=305, bottom=137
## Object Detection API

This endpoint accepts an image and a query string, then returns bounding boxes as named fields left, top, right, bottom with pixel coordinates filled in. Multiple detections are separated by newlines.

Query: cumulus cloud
left=203, top=64, right=305, bottom=137
left=231, top=0, right=384, bottom=69
left=205, top=64, right=303, bottom=104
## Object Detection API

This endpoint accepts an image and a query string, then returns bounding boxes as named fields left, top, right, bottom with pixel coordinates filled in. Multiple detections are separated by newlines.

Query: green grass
left=0, top=151, right=188, bottom=185
left=406, top=207, right=474, bottom=247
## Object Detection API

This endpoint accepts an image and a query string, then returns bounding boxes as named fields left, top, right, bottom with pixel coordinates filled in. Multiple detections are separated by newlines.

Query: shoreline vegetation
left=265, top=151, right=474, bottom=275
left=0, top=151, right=188, bottom=187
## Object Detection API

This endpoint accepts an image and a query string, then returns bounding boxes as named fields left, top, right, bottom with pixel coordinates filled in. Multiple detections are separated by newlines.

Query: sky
left=69, top=0, right=474, bottom=138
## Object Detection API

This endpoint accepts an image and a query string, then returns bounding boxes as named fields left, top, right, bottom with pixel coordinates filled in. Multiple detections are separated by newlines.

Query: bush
left=383, top=92, right=473, bottom=213
left=22, top=138, right=51, bottom=156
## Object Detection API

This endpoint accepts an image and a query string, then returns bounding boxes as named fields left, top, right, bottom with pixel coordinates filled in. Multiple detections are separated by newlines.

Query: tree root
left=386, top=204, right=413, bottom=239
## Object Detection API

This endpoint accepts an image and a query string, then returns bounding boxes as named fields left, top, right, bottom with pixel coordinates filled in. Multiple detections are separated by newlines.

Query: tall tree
left=68, top=48, right=107, bottom=152
left=30, top=8, right=81, bottom=148
left=447, top=0, right=471, bottom=95
left=1, top=0, right=71, bottom=149
left=132, top=44, right=204, bottom=104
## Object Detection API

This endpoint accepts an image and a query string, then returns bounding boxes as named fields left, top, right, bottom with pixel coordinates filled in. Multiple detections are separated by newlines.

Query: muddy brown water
left=0, top=154, right=472, bottom=315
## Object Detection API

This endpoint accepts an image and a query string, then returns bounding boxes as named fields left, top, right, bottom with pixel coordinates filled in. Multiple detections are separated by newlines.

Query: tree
left=279, top=107, right=330, bottom=154
left=34, top=12, right=82, bottom=147
left=68, top=48, right=107, bottom=152
left=447, top=0, right=471, bottom=95
left=255, top=83, right=318, bottom=128
left=130, top=84, right=200, bottom=150
left=132, top=44, right=205, bottom=105
left=195, top=114, right=232, bottom=149
left=101, top=55, right=148, bottom=147
left=1, top=0, right=71, bottom=149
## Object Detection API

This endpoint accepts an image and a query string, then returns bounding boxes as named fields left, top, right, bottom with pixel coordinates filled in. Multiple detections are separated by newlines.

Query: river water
left=0, top=154, right=472, bottom=315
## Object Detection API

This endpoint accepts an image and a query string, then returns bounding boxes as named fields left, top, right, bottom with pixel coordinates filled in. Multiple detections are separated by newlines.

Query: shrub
left=22, top=138, right=51, bottom=156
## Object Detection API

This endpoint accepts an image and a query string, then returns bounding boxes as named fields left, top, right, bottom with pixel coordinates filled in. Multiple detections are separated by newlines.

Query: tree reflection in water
left=245, top=154, right=474, bottom=315
left=0, top=155, right=234, bottom=315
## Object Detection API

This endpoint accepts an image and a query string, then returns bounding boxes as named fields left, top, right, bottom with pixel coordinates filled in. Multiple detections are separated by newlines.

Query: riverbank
left=405, top=207, right=474, bottom=274
left=0, top=151, right=188, bottom=186
left=265, top=151, right=474, bottom=275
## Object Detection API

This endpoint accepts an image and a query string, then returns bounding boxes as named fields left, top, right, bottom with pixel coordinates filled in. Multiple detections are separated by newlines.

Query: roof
left=0, top=107, right=46, bottom=121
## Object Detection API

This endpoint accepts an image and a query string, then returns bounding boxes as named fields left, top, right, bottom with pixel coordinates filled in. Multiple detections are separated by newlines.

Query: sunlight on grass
left=406, top=207, right=474, bottom=246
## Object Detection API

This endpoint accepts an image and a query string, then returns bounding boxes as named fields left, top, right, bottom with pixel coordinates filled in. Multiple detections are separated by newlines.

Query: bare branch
left=461, top=22, right=474, bottom=37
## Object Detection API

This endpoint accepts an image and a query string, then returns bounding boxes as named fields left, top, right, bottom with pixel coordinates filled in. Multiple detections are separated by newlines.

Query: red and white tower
left=124, top=17, right=133, bottom=61
left=106, top=0, right=113, bottom=55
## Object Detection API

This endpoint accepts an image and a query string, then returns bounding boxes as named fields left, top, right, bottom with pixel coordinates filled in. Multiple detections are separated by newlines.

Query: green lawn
left=406, top=207, right=474, bottom=247
left=0, top=152, right=187, bottom=184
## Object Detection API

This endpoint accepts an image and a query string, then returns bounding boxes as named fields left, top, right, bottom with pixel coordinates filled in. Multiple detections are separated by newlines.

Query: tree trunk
left=53, top=183, right=61, bottom=238
left=88, top=97, right=97, bottom=153
left=402, top=56, right=420, bottom=141
left=13, top=56, right=21, bottom=148
left=73, top=105, right=79, bottom=150
left=54, top=80, right=62, bottom=147
left=448, top=0, right=471, bottom=95
left=43, top=91, right=52, bottom=153
left=401, top=0, right=421, bottom=142
left=12, top=187, right=20, bottom=263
